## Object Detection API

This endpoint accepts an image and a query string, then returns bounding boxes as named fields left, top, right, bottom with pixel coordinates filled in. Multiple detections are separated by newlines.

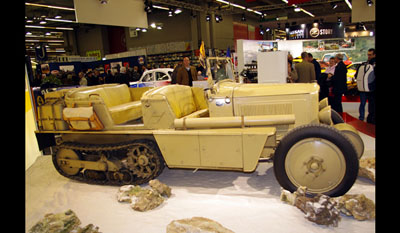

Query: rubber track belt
left=53, top=141, right=142, bottom=186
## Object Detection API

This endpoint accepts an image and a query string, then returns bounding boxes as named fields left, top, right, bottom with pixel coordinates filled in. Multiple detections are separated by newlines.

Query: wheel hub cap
left=285, top=138, right=346, bottom=194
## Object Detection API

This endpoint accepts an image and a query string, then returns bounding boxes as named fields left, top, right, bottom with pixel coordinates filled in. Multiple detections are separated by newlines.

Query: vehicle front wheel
left=273, top=124, right=359, bottom=197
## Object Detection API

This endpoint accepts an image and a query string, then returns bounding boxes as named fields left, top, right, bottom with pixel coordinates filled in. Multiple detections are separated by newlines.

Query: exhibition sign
left=288, top=23, right=344, bottom=40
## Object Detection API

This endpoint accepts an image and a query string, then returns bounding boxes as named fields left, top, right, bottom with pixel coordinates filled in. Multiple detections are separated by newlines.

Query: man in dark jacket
left=176, top=57, right=197, bottom=86
left=308, top=53, right=321, bottom=84
left=330, top=53, right=347, bottom=113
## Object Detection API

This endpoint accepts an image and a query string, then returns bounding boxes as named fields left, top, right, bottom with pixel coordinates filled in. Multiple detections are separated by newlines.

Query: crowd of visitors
left=33, top=65, right=146, bottom=88
left=287, top=48, right=375, bottom=124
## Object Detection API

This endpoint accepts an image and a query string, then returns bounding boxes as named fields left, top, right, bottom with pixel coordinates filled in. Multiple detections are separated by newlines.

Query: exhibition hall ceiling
left=25, top=0, right=360, bottom=30
left=25, top=0, right=374, bottom=57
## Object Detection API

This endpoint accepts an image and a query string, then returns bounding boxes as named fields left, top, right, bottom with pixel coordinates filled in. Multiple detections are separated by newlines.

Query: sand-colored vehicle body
left=35, top=70, right=363, bottom=196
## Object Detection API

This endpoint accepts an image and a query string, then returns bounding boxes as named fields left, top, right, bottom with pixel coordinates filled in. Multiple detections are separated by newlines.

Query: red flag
left=288, top=0, right=312, bottom=5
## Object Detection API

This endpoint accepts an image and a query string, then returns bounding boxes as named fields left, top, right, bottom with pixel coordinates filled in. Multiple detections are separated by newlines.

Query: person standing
left=307, top=53, right=321, bottom=84
left=330, top=53, right=347, bottom=113
left=294, top=52, right=316, bottom=83
left=287, top=59, right=298, bottom=83
left=357, top=48, right=376, bottom=124
left=320, top=57, right=337, bottom=101
left=78, top=71, right=87, bottom=86
left=176, top=57, right=198, bottom=86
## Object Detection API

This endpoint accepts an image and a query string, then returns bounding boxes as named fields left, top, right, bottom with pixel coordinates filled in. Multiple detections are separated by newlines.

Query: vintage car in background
left=293, top=52, right=352, bottom=69
left=130, top=68, right=173, bottom=88
left=319, top=52, right=352, bottom=68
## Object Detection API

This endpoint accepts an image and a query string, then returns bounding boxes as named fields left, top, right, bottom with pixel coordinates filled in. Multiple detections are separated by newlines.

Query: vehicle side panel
left=153, top=127, right=275, bottom=172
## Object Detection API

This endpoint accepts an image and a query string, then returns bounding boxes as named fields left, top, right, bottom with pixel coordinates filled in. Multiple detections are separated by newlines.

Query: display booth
left=236, top=29, right=375, bottom=83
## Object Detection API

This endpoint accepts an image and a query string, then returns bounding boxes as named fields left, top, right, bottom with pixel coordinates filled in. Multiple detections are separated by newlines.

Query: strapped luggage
left=63, top=104, right=104, bottom=131
left=37, top=98, right=69, bottom=131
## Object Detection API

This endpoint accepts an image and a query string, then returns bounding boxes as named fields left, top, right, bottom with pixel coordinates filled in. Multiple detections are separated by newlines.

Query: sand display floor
left=26, top=132, right=375, bottom=233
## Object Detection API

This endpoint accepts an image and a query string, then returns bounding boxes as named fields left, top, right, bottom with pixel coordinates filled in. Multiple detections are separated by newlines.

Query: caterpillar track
left=52, top=140, right=165, bottom=186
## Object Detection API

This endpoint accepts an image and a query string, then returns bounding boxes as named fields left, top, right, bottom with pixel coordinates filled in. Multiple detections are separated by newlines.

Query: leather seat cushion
left=108, top=100, right=142, bottom=124
left=144, top=85, right=196, bottom=118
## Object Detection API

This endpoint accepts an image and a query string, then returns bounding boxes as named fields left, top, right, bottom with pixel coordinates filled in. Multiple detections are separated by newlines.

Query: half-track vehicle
left=35, top=63, right=364, bottom=197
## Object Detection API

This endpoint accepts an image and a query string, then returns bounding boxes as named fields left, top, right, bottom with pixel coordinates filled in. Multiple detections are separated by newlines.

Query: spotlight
left=215, top=14, right=222, bottom=23
left=265, top=27, right=270, bottom=32
left=331, top=3, right=338, bottom=9
left=168, top=9, right=173, bottom=17
left=366, top=0, right=373, bottom=6
left=144, top=0, right=152, bottom=13
left=206, top=14, right=211, bottom=22
left=337, top=17, right=341, bottom=22
left=215, top=15, right=221, bottom=23
left=241, top=13, right=246, bottom=21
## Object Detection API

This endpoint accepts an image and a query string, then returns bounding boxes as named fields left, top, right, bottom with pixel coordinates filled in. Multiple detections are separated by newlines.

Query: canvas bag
left=356, top=63, right=375, bottom=92
left=63, top=106, right=104, bottom=130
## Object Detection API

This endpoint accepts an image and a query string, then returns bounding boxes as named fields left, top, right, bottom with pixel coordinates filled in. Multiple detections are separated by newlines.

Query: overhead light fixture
left=25, top=2, right=75, bottom=11
left=45, top=18, right=76, bottom=23
left=281, top=0, right=314, bottom=17
left=206, top=14, right=211, bottom=22
left=150, top=22, right=156, bottom=28
left=331, top=3, right=338, bottom=9
left=55, top=15, right=62, bottom=19
left=366, top=0, right=373, bottom=6
left=153, top=5, right=169, bottom=10
left=39, top=19, right=47, bottom=24
left=344, top=0, right=352, bottom=9
left=136, top=28, right=141, bottom=31
left=265, top=27, right=270, bottom=32
left=26, top=25, right=74, bottom=31
left=168, top=9, right=173, bottom=17
left=216, top=0, right=262, bottom=16
left=141, top=28, right=147, bottom=32
left=174, top=8, right=182, bottom=14
left=156, top=26, right=162, bottom=30
left=300, top=8, right=315, bottom=17
left=241, top=13, right=246, bottom=21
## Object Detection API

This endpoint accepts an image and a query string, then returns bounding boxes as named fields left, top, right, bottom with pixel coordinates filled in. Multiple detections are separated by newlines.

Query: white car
left=129, top=68, right=173, bottom=88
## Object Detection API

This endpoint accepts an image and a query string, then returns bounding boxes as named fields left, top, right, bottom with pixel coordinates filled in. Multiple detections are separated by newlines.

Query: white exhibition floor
left=25, top=131, right=375, bottom=233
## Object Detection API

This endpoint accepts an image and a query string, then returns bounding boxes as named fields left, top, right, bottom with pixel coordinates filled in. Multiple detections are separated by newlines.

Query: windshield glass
left=208, top=59, right=233, bottom=82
